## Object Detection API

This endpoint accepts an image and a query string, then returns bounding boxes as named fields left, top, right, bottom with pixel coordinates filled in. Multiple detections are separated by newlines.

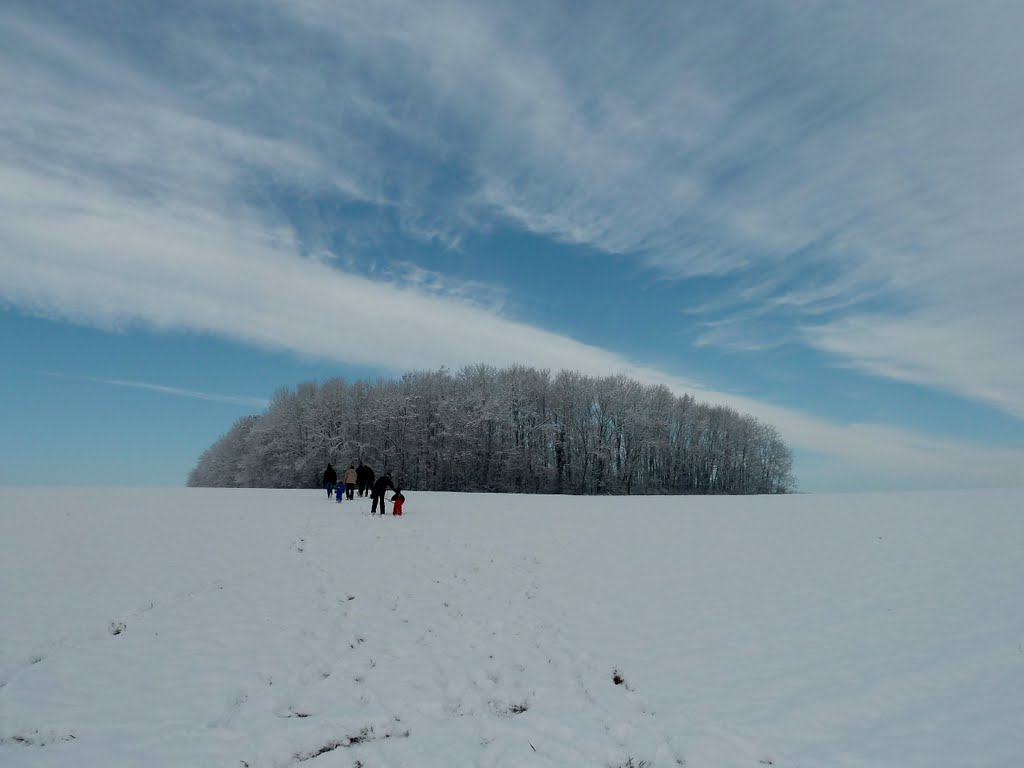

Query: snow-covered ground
left=1, top=487, right=1022, bottom=768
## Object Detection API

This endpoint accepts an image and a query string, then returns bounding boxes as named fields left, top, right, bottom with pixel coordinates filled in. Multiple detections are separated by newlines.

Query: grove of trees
left=188, top=364, right=795, bottom=494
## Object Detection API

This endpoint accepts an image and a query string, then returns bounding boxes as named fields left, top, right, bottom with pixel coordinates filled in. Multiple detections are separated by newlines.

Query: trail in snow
left=1, top=487, right=1022, bottom=768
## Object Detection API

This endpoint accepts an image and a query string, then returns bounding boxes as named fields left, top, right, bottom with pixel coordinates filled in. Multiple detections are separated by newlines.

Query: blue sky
left=2, top=0, right=1023, bottom=492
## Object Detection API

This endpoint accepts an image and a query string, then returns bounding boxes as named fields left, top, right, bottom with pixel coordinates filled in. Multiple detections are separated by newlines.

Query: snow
left=1, top=487, right=1022, bottom=768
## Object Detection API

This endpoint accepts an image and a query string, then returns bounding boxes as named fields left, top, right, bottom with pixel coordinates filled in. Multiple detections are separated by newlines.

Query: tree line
left=188, top=364, right=796, bottom=494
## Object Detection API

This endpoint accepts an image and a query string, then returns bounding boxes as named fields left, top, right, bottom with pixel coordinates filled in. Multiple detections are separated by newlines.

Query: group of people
left=322, top=462, right=405, bottom=516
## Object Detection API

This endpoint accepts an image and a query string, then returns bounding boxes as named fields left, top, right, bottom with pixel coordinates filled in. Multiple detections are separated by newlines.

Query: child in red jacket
left=391, top=489, right=405, bottom=516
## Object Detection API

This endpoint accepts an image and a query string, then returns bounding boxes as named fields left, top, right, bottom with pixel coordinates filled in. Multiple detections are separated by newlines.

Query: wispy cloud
left=2, top=2, right=1023, bottom=490
left=806, top=312, right=1024, bottom=422
left=266, top=1, right=1024, bottom=420
left=35, top=371, right=270, bottom=409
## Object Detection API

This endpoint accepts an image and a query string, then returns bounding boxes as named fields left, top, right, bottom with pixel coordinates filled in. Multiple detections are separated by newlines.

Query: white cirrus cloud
left=34, top=371, right=270, bottom=409
left=271, top=0, right=1024, bottom=420
left=3, top=2, right=1023, bottom=492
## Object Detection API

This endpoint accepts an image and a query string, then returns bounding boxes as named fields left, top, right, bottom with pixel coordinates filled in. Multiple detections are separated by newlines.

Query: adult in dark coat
left=370, top=472, right=396, bottom=516
left=356, top=462, right=369, bottom=497
left=322, top=463, right=337, bottom=497
left=364, top=466, right=376, bottom=497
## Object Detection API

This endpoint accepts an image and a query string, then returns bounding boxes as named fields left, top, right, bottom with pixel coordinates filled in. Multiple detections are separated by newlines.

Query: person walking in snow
left=370, top=471, right=396, bottom=516
left=343, top=464, right=358, bottom=500
left=322, top=463, right=338, bottom=498
left=364, top=465, right=376, bottom=498
left=355, top=463, right=369, bottom=497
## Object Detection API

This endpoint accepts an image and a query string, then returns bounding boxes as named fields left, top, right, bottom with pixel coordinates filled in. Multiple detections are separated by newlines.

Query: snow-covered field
left=1, top=487, right=1022, bottom=768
